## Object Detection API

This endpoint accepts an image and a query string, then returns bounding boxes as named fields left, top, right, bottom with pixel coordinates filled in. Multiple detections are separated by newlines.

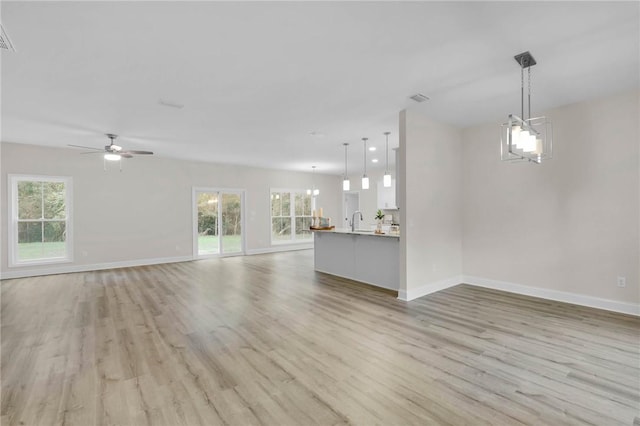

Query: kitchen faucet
left=351, top=211, right=363, bottom=232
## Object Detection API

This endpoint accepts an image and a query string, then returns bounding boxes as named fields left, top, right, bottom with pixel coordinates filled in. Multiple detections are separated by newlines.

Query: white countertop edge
left=312, top=228, right=400, bottom=238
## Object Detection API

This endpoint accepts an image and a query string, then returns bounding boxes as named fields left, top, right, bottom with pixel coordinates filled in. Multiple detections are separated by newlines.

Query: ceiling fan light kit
left=68, top=133, right=154, bottom=171
left=501, top=51, right=553, bottom=164
left=104, top=153, right=121, bottom=161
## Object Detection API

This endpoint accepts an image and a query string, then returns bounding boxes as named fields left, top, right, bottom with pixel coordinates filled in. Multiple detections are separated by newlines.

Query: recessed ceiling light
left=409, top=93, right=430, bottom=103
left=369, top=146, right=376, bottom=152
left=372, top=158, right=379, bottom=163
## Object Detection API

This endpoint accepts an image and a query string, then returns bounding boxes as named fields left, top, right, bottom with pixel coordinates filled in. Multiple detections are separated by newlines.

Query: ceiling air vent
left=0, top=24, right=16, bottom=52
left=409, top=93, right=429, bottom=103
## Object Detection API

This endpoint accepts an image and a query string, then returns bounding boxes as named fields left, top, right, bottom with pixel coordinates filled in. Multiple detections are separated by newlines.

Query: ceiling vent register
left=409, top=93, right=429, bottom=103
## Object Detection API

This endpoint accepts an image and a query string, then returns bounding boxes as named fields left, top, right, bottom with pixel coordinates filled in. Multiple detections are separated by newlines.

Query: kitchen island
left=313, top=228, right=399, bottom=291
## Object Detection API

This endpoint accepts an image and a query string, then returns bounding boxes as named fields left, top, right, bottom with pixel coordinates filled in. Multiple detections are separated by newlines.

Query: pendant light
left=361, top=137, right=369, bottom=190
left=383, top=131, right=392, bottom=187
left=342, top=143, right=350, bottom=191
left=307, top=166, right=319, bottom=196
left=501, top=51, right=552, bottom=164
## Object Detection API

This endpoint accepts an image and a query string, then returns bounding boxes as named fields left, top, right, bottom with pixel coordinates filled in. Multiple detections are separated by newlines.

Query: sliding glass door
left=194, top=188, right=244, bottom=257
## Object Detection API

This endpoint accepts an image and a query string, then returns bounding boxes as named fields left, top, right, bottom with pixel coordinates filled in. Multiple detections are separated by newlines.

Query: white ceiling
left=1, top=1, right=638, bottom=174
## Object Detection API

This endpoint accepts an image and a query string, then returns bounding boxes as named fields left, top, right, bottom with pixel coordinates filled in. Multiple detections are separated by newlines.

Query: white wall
left=399, top=109, right=463, bottom=300
left=0, top=142, right=341, bottom=278
left=462, top=90, right=639, bottom=305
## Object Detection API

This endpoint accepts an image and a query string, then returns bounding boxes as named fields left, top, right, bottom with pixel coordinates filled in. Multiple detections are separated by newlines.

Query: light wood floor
left=2, top=250, right=639, bottom=426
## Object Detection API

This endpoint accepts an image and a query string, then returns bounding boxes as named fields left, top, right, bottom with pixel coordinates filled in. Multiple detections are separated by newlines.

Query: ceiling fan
left=68, top=133, right=154, bottom=161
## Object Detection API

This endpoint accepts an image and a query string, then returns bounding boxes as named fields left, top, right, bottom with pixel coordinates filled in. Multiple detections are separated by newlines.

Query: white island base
left=313, top=229, right=399, bottom=291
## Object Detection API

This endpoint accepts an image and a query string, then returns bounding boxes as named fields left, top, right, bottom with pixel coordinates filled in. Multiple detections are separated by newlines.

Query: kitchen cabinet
left=377, top=178, right=397, bottom=210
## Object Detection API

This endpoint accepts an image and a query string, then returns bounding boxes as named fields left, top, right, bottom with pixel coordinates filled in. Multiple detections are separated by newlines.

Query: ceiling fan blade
left=121, top=150, right=153, bottom=155
left=120, top=153, right=134, bottom=159
left=80, top=151, right=105, bottom=155
left=68, top=144, right=103, bottom=151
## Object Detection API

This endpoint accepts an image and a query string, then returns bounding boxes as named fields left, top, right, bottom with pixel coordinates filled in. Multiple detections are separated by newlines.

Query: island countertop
left=312, top=227, right=400, bottom=238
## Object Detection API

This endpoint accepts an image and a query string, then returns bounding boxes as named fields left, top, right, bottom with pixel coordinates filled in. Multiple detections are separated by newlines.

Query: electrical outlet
left=617, top=276, right=626, bottom=287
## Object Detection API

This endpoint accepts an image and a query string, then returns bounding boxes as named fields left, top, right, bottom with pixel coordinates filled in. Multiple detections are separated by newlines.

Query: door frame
left=342, top=191, right=360, bottom=229
left=192, top=187, right=246, bottom=259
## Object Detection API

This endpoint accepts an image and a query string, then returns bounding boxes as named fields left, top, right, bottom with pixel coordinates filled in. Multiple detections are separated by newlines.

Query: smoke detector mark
left=409, top=93, right=430, bottom=103
left=0, top=24, right=16, bottom=52
left=158, top=99, right=184, bottom=109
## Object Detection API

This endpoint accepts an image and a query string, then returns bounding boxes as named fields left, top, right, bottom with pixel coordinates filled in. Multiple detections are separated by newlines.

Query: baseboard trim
left=463, top=275, right=640, bottom=317
left=397, top=274, right=639, bottom=316
left=0, top=255, right=193, bottom=280
left=398, top=275, right=463, bottom=301
left=1, top=245, right=315, bottom=279
left=246, top=244, right=313, bottom=255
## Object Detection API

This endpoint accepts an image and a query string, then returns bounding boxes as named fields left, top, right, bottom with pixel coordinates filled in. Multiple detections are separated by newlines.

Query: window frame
left=8, top=174, right=74, bottom=267
left=270, top=188, right=315, bottom=245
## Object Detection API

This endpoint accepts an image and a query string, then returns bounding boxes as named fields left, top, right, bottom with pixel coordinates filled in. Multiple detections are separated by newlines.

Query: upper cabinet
left=377, top=178, right=397, bottom=210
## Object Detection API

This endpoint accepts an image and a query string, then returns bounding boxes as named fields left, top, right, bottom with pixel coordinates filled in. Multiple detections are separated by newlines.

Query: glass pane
left=293, top=192, right=311, bottom=216
left=43, top=221, right=66, bottom=258
left=295, top=217, right=312, bottom=239
left=18, top=181, right=42, bottom=220
left=281, top=193, right=290, bottom=217
left=197, top=192, right=219, bottom=255
left=271, top=192, right=281, bottom=217
left=17, top=221, right=43, bottom=261
left=221, top=193, right=242, bottom=254
left=43, top=182, right=66, bottom=219
left=272, top=217, right=291, bottom=241
left=295, top=193, right=304, bottom=216
left=303, top=194, right=311, bottom=215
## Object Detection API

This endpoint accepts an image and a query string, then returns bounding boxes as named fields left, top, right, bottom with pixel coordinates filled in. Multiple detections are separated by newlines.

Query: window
left=271, top=189, right=313, bottom=244
left=8, top=175, right=73, bottom=266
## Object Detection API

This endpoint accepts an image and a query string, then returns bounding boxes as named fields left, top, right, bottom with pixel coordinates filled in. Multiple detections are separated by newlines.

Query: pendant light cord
left=384, top=132, right=390, bottom=174
left=363, top=138, right=367, bottom=176
left=344, top=144, right=348, bottom=177
left=528, top=66, right=531, bottom=121
left=520, top=57, right=524, bottom=120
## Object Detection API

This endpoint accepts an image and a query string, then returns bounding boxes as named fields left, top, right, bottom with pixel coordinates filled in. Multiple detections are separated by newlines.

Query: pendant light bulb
left=342, top=143, right=350, bottom=191
left=383, top=131, right=392, bottom=188
left=343, top=179, right=350, bottom=191
left=361, top=137, right=369, bottom=190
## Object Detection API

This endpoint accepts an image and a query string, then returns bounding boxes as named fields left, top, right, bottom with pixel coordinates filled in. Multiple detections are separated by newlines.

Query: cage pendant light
left=501, top=51, right=552, bottom=164
left=361, top=138, right=369, bottom=190
left=342, top=143, right=350, bottom=191
left=383, top=132, right=392, bottom=187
